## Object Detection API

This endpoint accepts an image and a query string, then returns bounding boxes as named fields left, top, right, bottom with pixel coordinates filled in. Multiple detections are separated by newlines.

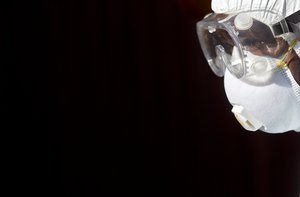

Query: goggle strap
left=272, top=10, right=300, bottom=36
left=277, top=38, right=299, bottom=68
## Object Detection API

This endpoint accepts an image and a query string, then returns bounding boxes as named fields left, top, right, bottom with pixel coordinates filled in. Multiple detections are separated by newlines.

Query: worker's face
left=222, top=28, right=300, bottom=132
left=236, top=19, right=299, bottom=84
left=245, top=36, right=300, bottom=85
left=200, top=0, right=300, bottom=133
left=204, top=14, right=300, bottom=84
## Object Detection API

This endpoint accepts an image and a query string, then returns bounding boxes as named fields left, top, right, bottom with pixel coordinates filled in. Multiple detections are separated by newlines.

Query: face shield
left=196, top=10, right=298, bottom=79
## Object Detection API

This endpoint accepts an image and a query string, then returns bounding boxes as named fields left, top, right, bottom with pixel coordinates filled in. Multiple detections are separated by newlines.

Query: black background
left=8, top=0, right=300, bottom=196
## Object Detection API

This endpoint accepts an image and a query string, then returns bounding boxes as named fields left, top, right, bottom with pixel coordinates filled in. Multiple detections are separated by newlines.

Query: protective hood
left=212, top=0, right=300, bottom=17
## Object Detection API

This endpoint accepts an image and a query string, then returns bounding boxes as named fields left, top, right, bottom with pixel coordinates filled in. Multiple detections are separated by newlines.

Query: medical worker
left=197, top=0, right=300, bottom=133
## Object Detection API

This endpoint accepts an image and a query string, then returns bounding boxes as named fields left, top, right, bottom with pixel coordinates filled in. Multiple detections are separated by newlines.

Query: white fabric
left=224, top=69, right=300, bottom=133
left=212, top=0, right=300, bottom=33
left=212, top=0, right=300, bottom=17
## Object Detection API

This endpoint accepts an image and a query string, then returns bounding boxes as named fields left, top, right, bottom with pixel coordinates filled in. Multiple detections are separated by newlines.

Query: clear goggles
left=197, top=11, right=299, bottom=79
